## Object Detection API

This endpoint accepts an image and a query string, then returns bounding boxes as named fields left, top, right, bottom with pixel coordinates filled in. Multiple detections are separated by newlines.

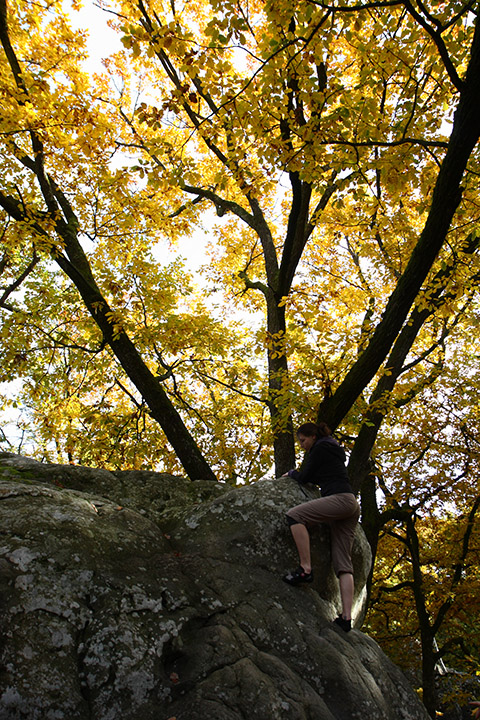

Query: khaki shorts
left=286, top=493, right=360, bottom=577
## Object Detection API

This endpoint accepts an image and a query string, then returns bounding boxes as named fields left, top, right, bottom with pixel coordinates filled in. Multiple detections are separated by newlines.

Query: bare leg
left=290, top=523, right=311, bottom=573
left=339, top=572, right=354, bottom=620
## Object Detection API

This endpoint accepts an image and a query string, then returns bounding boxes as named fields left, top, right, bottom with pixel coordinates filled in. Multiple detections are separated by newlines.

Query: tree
left=1, top=0, right=480, bottom=481
left=365, top=466, right=480, bottom=716
left=358, top=316, right=480, bottom=716
left=112, top=0, right=480, bottom=475
left=2, top=2, right=480, bottom=713
left=0, top=0, right=221, bottom=479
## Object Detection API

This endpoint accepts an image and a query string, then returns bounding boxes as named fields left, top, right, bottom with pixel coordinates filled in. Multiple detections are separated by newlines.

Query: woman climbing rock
left=282, top=422, right=360, bottom=632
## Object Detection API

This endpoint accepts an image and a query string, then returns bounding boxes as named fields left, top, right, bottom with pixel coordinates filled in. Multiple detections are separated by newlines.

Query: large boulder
left=0, top=453, right=429, bottom=720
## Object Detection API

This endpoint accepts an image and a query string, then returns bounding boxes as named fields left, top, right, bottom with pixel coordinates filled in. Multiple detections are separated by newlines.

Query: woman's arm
left=289, top=443, right=323, bottom=485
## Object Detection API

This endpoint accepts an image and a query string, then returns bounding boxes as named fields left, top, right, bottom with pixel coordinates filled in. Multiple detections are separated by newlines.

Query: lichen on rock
left=0, top=453, right=429, bottom=719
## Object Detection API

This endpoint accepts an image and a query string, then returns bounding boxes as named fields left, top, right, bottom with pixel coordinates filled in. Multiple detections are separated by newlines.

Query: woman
left=282, top=422, right=360, bottom=632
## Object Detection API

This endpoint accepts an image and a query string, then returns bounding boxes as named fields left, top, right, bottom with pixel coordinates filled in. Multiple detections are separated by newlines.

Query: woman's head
left=296, top=422, right=331, bottom=451
left=297, top=422, right=331, bottom=439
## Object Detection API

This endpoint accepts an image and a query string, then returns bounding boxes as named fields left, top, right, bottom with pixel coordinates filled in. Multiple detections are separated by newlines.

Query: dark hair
left=296, top=422, right=331, bottom=438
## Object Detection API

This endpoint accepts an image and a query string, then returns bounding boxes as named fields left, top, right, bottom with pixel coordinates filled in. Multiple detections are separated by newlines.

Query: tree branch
left=181, top=184, right=256, bottom=228
left=403, top=0, right=464, bottom=91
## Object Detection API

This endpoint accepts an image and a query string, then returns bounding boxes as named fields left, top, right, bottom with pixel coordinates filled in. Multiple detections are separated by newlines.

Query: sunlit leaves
left=2, top=0, right=480, bottom=485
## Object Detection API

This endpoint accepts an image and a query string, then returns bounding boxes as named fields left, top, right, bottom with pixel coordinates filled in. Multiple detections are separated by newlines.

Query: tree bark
left=359, top=471, right=381, bottom=602
left=406, top=512, right=438, bottom=718
left=264, top=296, right=295, bottom=474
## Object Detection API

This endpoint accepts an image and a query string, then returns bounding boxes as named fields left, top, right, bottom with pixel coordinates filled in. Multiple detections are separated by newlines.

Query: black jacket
left=289, top=436, right=353, bottom=497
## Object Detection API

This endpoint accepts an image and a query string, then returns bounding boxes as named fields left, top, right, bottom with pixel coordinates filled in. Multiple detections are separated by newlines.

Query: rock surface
left=0, top=452, right=429, bottom=719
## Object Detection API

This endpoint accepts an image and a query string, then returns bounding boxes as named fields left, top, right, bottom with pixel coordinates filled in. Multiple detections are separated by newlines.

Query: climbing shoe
left=333, top=615, right=352, bottom=632
left=282, top=566, right=313, bottom=585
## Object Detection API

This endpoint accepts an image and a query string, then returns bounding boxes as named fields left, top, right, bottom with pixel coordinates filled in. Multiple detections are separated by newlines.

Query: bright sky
left=68, top=1, right=122, bottom=66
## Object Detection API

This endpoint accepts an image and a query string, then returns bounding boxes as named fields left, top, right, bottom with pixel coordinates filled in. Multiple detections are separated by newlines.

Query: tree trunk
left=358, top=472, right=381, bottom=601
left=265, top=296, right=296, bottom=475
left=405, top=513, right=438, bottom=717
left=420, top=629, right=438, bottom=718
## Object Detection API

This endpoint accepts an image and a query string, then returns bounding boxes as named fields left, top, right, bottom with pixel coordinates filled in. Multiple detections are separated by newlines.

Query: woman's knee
left=286, top=512, right=302, bottom=526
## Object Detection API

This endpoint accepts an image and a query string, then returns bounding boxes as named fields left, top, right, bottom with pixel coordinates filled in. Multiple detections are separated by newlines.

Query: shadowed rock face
left=0, top=453, right=428, bottom=720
